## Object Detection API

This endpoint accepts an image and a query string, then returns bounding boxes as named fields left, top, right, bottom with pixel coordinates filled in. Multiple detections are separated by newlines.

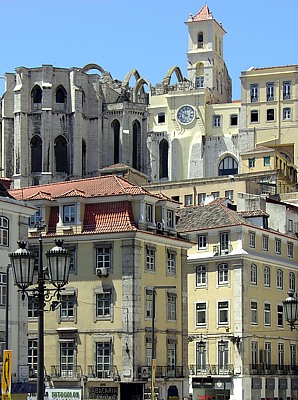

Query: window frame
left=275, top=238, right=281, bottom=255
left=63, top=204, right=76, bottom=224
left=250, top=84, right=259, bottom=102
left=264, top=302, right=271, bottom=326
left=196, top=265, right=207, bottom=287
left=263, top=156, right=271, bottom=167
left=196, top=302, right=207, bottom=327
left=262, top=235, right=269, bottom=252
left=249, top=232, right=256, bottom=248
left=0, top=217, right=9, bottom=246
left=218, top=263, right=229, bottom=285
left=289, top=272, right=295, bottom=292
left=250, top=110, right=259, bottom=123
left=95, top=244, right=112, bottom=271
left=251, top=300, right=258, bottom=325
left=230, top=114, right=238, bottom=126
left=146, top=246, right=156, bottom=272
left=283, top=81, right=291, bottom=100
left=283, top=107, right=291, bottom=120
left=250, top=264, right=258, bottom=285
left=145, top=203, right=153, bottom=223
left=198, top=234, right=207, bottom=250
left=264, top=266, right=270, bottom=287
left=213, top=115, right=221, bottom=127
left=167, top=293, right=177, bottom=321
left=157, top=112, right=166, bottom=124
left=266, top=108, right=275, bottom=121
left=0, top=273, right=7, bottom=306
left=277, top=304, right=283, bottom=328
left=248, top=158, right=255, bottom=168
left=277, top=269, right=283, bottom=290
left=95, top=289, right=112, bottom=320
left=287, top=242, right=293, bottom=258
left=218, top=300, right=229, bottom=326
left=60, top=292, right=76, bottom=321
left=266, top=82, right=274, bottom=101
left=167, top=250, right=176, bottom=275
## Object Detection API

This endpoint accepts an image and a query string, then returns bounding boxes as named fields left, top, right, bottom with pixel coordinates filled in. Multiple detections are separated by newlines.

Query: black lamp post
left=9, top=236, right=71, bottom=400
left=283, top=291, right=298, bottom=330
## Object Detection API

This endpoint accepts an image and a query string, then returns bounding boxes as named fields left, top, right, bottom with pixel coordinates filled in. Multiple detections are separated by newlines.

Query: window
left=289, top=272, right=295, bottom=292
left=211, top=191, right=220, bottom=199
left=249, top=232, right=256, bottom=248
left=264, top=303, right=271, bottom=326
left=262, top=236, right=269, bottom=252
left=198, top=193, right=206, bottom=205
left=274, top=238, right=281, bottom=255
left=167, top=251, right=176, bottom=275
left=145, top=204, right=153, bottom=222
left=96, top=246, right=112, bottom=269
left=264, top=266, right=270, bottom=287
left=197, top=32, right=204, bottom=48
left=264, top=342, right=272, bottom=367
left=225, top=190, right=233, bottom=201
left=146, top=247, right=155, bottom=271
left=250, top=110, right=259, bottom=123
left=28, top=339, right=38, bottom=377
left=198, top=235, right=207, bottom=250
left=184, top=194, right=193, bottom=206
left=30, top=135, right=42, bottom=174
left=263, top=156, right=270, bottom=167
left=277, top=269, right=283, bottom=289
left=0, top=273, right=7, bottom=306
left=250, top=264, right=258, bottom=285
left=278, top=343, right=284, bottom=369
left=251, top=341, right=258, bottom=368
left=218, top=157, right=238, bottom=176
left=167, top=293, right=176, bottom=320
left=29, top=207, right=42, bottom=228
left=28, top=296, right=38, bottom=318
left=288, top=242, right=293, bottom=258
left=60, top=341, right=75, bottom=377
left=266, top=82, right=274, bottom=101
left=196, top=302, right=207, bottom=326
left=63, top=205, right=75, bottom=223
left=218, top=263, right=229, bottom=284
left=145, top=289, right=155, bottom=319
left=277, top=304, right=283, bottom=327
left=283, top=81, right=291, bottom=100
left=283, top=107, right=291, bottom=120
left=196, top=341, right=207, bottom=372
left=250, top=84, right=259, bottom=102
left=167, top=342, right=176, bottom=373
left=32, top=85, right=42, bottom=104
left=96, top=290, right=112, bottom=318
left=288, top=219, right=293, bottom=232
left=56, top=87, right=66, bottom=103
left=218, top=340, right=229, bottom=372
left=220, top=232, right=230, bottom=254
left=195, top=76, right=204, bottom=88
left=159, top=139, right=168, bottom=179
left=267, top=109, right=275, bottom=121
left=96, top=342, right=111, bottom=378
left=248, top=158, right=255, bottom=168
left=157, top=112, right=165, bottom=124
left=0, top=217, right=9, bottom=246
left=213, top=115, right=221, bottom=127
left=60, top=294, right=75, bottom=320
left=290, top=344, right=296, bottom=369
left=251, top=301, right=258, bottom=325
left=166, top=209, right=174, bottom=228
left=218, top=301, right=229, bottom=325
left=55, top=136, right=68, bottom=174
left=196, top=265, right=207, bottom=287
left=230, top=114, right=238, bottom=126
left=65, top=245, right=77, bottom=275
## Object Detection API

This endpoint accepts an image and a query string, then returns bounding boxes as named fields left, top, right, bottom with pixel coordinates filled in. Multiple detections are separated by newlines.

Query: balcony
left=213, top=245, right=233, bottom=256
left=188, top=364, right=234, bottom=376
left=138, top=365, right=184, bottom=379
left=87, top=365, right=120, bottom=380
left=248, top=364, right=298, bottom=375
left=51, top=365, right=83, bottom=379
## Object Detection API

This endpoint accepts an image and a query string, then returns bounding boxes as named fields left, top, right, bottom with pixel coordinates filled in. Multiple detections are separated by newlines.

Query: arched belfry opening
left=132, top=120, right=141, bottom=171
left=112, top=120, right=120, bottom=164
left=159, top=139, right=169, bottom=179
left=54, top=135, right=68, bottom=174
left=30, top=135, right=42, bottom=173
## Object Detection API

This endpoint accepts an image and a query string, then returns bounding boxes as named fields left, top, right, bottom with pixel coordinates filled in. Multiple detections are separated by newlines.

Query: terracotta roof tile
left=27, top=191, right=53, bottom=201
left=83, top=201, right=137, bottom=233
left=191, top=5, right=213, bottom=21
left=9, top=175, right=151, bottom=201
left=56, top=189, right=86, bottom=198
left=238, top=209, right=269, bottom=218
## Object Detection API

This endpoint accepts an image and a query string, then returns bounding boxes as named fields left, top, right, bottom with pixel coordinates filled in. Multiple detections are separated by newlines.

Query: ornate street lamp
left=9, top=236, right=71, bottom=400
left=283, top=291, right=298, bottom=331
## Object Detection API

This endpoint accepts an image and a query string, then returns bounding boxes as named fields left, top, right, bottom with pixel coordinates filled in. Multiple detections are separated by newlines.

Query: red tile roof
left=191, top=4, right=212, bottom=21
left=9, top=175, right=152, bottom=201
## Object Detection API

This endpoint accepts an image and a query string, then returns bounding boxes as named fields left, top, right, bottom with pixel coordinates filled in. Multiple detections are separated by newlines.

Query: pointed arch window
left=32, top=85, right=42, bottom=104
left=159, top=139, right=168, bottom=179
left=55, top=136, right=68, bottom=174
left=82, top=140, right=86, bottom=177
left=30, top=135, right=42, bottom=173
left=112, top=120, right=120, bottom=164
left=56, top=86, right=66, bottom=103
left=132, top=120, right=141, bottom=171
left=218, top=156, right=238, bottom=176
left=197, top=32, right=204, bottom=49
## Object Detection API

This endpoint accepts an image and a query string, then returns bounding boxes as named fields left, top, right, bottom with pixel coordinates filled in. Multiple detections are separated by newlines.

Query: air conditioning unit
left=156, top=221, right=164, bottom=231
left=96, top=267, right=109, bottom=278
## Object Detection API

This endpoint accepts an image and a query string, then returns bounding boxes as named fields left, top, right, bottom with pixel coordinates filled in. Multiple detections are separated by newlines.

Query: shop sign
left=89, top=387, right=118, bottom=400
left=47, top=389, right=81, bottom=400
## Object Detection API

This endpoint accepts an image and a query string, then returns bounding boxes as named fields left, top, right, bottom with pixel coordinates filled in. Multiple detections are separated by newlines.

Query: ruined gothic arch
left=81, top=63, right=105, bottom=75
left=162, top=66, right=184, bottom=86
left=132, top=77, right=151, bottom=103
left=122, top=69, right=141, bottom=89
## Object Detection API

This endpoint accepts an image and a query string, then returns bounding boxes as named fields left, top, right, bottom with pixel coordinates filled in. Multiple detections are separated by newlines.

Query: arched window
left=197, top=32, right=204, bottom=48
left=289, top=272, right=295, bottom=291
left=82, top=140, right=86, bottom=177
left=56, top=86, right=66, bottom=103
left=159, top=139, right=168, bottom=179
left=218, top=156, right=238, bottom=176
left=30, top=135, right=42, bottom=173
left=32, top=85, right=42, bottom=104
left=196, top=265, right=207, bottom=287
left=132, top=120, right=141, bottom=171
left=112, top=120, right=120, bottom=164
left=54, top=136, right=68, bottom=174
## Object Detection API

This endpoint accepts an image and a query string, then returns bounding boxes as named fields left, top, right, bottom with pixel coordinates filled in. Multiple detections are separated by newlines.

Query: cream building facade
left=177, top=199, right=298, bottom=400
left=9, top=175, right=191, bottom=400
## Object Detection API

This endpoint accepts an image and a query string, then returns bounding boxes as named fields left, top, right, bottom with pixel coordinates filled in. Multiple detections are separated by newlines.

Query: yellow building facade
left=177, top=200, right=298, bottom=400
left=9, top=176, right=191, bottom=400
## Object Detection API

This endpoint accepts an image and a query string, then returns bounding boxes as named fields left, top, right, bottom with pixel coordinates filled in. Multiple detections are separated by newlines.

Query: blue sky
left=1, top=0, right=298, bottom=100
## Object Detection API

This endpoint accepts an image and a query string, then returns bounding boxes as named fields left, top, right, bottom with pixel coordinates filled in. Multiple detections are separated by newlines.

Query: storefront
left=192, top=377, right=231, bottom=400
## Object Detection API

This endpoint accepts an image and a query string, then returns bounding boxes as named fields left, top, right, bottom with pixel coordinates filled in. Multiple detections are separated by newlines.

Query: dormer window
left=63, top=204, right=76, bottom=223
left=29, top=207, right=42, bottom=227
left=145, top=204, right=153, bottom=223
left=166, top=209, right=174, bottom=228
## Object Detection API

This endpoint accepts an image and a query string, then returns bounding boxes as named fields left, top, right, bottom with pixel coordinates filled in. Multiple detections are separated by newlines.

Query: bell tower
left=185, top=5, right=232, bottom=103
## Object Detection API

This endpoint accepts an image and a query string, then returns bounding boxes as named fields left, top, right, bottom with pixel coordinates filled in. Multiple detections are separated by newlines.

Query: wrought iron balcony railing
left=138, top=365, right=184, bottom=379
left=51, top=365, right=83, bottom=379
left=87, top=365, right=120, bottom=380
left=248, top=364, right=298, bottom=375
left=189, top=364, right=234, bottom=376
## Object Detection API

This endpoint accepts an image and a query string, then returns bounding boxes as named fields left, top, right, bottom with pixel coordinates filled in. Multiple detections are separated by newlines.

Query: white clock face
left=177, top=105, right=195, bottom=124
